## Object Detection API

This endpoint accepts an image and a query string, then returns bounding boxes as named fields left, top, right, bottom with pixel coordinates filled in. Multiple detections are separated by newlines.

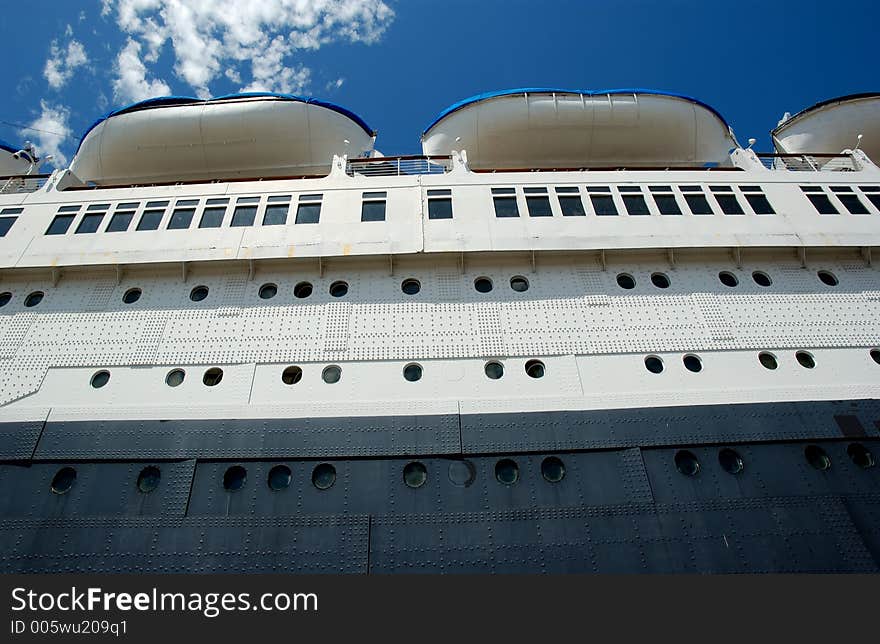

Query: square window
left=75, top=213, right=105, bottom=233
left=653, top=194, right=681, bottom=215
left=591, top=195, right=617, bottom=216
left=866, top=194, right=880, bottom=210
left=559, top=196, right=585, bottom=216
left=493, top=196, right=519, bottom=218
left=136, top=209, right=164, bottom=230
left=526, top=195, right=552, bottom=217
left=745, top=194, right=775, bottom=215
left=684, top=194, right=713, bottom=215
left=623, top=194, right=650, bottom=215
left=838, top=194, right=869, bottom=214
left=46, top=214, right=75, bottom=235
left=806, top=193, right=838, bottom=215
left=167, top=208, right=196, bottom=229
left=295, top=202, right=321, bottom=224
left=361, top=200, right=386, bottom=222
left=716, top=194, right=745, bottom=215
left=106, top=211, right=134, bottom=232
left=263, top=204, right=289, bottom=225
left=0, top=217, right=16, bottom=236
left=199, top=207, right=226, bottom=228
left=428, top=198, right=453, bottom=220
left=230, top=205, right=257, bottom=227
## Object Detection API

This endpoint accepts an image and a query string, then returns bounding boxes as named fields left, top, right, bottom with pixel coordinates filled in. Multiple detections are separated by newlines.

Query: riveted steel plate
left=461, top=399, right=880, bottom=454
left=34, top=414, right=461, bottom=460
left=0, top=419, right=44, bottom=461
left=843, top=493, right=880, bottom=568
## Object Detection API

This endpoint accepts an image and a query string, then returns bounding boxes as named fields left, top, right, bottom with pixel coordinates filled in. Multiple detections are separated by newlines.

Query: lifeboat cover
left=0, top=139, right=33, bottom=176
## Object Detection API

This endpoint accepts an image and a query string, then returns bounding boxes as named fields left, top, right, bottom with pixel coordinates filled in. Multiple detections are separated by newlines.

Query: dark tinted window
left=75, top=213, right=104, bottom=233
left=168, top=208, right=196, bottom=229
left=262, top=204, right=288, bottom=225
left=199, top=207, right=225, bottom=228
left=230, top=205, right=257, bottom=227
left=0, top=218, right=15, bottom=236
left=623, top=194, right=650, bottom=215
left=591, top=195, right=617, bottom=216
left=526, top=195, right=552, bottom=217
left=838, top=194, right=869, bottom=214
left=46, top=214, right=75, bottom=235
left=295, top=203, right=321, bottom=224
left=136, top=209, right=164, bottom=230
left=653, top=194, right=681, bottom=215
left=806, top=193, right=838, bottom=215
left=493, top=196, right=519, bottom=217
left=716, top=194, right=745, bottom=215
left=361, top=200, right=386, bottom=222
left=866, top=194, right=880, bottom=210
left=685, top=194, right=713, bottom=215
left=106, top=211, right=134, bottom=232
left=428, top=198, right=453, bottom=219
left=558, top=196, right=585, bottom=216
left=745, top=193, right=775, bottom=214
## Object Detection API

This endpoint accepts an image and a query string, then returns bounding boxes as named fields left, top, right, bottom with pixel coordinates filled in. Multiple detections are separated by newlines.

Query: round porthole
left=525, top=359, right=545, bottom=379
left=474, top=277, right=493, bottom=293
left=758, top=352, right=778, bottom=370
left=752, top=271, right=772, bottom=287
left=644, top=355, right=664, bottom=374
left=329, top=281, right=348, bottom=298
left=90, top=370, right=110, bottom=388
left=718, top=448, right=744, bottom=475
left=485, top=361, right=504, bottom=380
left=203, top=367, right=223, bottom=386
left=718, top=271, right=738, bottom=287
left=122, top=288, right=142, bottom=304
left=403, top=461, right=427, bottom=489
left=847, top=443, right=875, bottom=470
left=281, top=366, right=303, bottom=385
left=322, top=365, right=341, bottom=384
left=293, top=281, right=313, bottom=299
left=541, top=456, right=565, bottom=483
left=510, top=276, right=530, bottom=292
left=651, top=272, right=670, bottom=289
left=403, top=363, right=422, bottom=382
left=796, top=351, right=815, bottom=369
left=817, top=270, right=838, bottom=286
left=401, top=278, right=421, bottom=295
left=137, top=466, right=161, bottom=493
left=51, top=467, right=77, bottom=494
left=616, top=273, right=636, bottom=290
left=0, top=292, right=11, bottom=307
left=448, top=459, right=476, bottom=487
left=495, top=458, right=519, bottom=485
left=675, top=450, right=700, bottom=477
left=683, top=354, right=702, bottom=373
left=871, top=349, right=880, bottom=365
left=312, top=463, right=336, bottom=490
left=189, top=285, right=209, bottom=302
left=165, top=369, right=185, bottom=387
left=259, top=283, right=277, bottom=299
left=267, top=465, right=292, bottom=491
left=805, top=445, right=831, bottom=471
left=223, top=465, right=247, bottom=491
left=24, top=291, right=44, bottom=307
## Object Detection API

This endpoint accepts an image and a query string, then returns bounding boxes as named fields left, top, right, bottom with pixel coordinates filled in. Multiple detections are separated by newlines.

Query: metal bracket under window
left=530, top=250, right=536, bottom=273
left=115, top=264, right=123, bottom=285
left=599, top=249, right=607, bottom=271
left=798, top=247, right=807, bottom=268
left=50, top=267, right=61, bottom=287
left=247, top=258, right=255, bottom=282
left=181, top=261, right=188, bottom=283
left=459, top=252, right=466, bottom=275
left=317, top=256, right=324, bottom=278
left=667, top=248, right=676, bottom=268
left=862, top=247, right=873, bottom=267
left=731, top=247, right=742, bottom=269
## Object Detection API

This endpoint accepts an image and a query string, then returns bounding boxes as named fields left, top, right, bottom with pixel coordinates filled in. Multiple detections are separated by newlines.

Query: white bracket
left=247, top=258, right=255, bottom=282
left=862, top=247, right=873, bottom=267
left=530, top=250, right=537, bottom=273
left=318, top=257, right=324, bottom=278
left=389, top=254, right=394, bottom=277
left=459, top=252, right=466, bottom=275
left=798, top=247, right=807, bottom=268
left=732, top=247, right=742, bottom=269
left=115, top=264, right=123, bottom=286
left=667, top=248, right=676, bottom=269
left=599, top=249, right=607, bottom=272
left=50, top=268, right=60, bottom=287
left=181, top=262, right=188, bottom=283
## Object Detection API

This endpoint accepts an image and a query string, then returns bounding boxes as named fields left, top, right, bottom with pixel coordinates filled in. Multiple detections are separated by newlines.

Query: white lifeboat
left=421, top=88, right=739, bottom=169
left=69, top=93, right=376, bottom=185
left=772, top=93, right=880, bottom=162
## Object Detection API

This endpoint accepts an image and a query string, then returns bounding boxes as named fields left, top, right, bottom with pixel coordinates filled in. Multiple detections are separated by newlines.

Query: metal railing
left=756, top=153, right=859, bottom=172
left=346, top=155, right=452, bottom=177
left=0, top=173, right=51, bottom=194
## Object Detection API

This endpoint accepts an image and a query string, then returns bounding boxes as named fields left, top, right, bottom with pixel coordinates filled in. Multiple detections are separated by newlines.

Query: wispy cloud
left=23, top=101, right=72, bottom=168
left=44, top=38, right=89, bottom=90
left=112, top=38, right=171, bottom=103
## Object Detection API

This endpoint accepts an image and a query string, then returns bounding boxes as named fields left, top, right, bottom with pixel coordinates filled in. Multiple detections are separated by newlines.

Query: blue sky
left=0, top=0, right=877, bottom=167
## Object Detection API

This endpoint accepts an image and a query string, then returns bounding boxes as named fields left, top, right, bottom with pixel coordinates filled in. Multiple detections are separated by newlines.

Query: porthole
left=403, top=363, right=423, bottom=382
left=871, top=349, right=880, bottom=365
left=644, top=355, right=664, bottom=374
left=847, top=443, right=875, bottom=469
left=616, top=273, right=636, bottom=289
left=651, top=272, right=670, bottom=289
left=401, top=278, right=421, bottom=295
left=281, top=366, right=303, bottom=385
left=683, top=354, right=702, bottom=373
left=510, top=275, right=530, bottom=292
left=90, top=370, right=110, bottom=388
left=165, top=369, right=185, bottom=387
left=137, top=466, right=161, bottom=493
left=495, top=458, right=519, bottom=485
left=322, top=365, right=341, bottom=384
left=223, top=465, right=247, bottom=491
left=805, top=444, right=831, bottom=471
left=312, top=463, right=336, bottom=490
left=718, top=448, right=744, bottom=475
left=259, top=283, right=278, bottom=299
left=525, top=359, right=545, bottom=379
left=485, top=361, right=504, bottom=380
left=329, top=281, right=348, bottom=298
left=0, top=292, right=11, bottom=307
left=24, top=291, right=44, bottom=307
left=403, top=461, right=427, bottom=488
left=817, top=270, right=838, bottom=286
left=293, top=281, right=313, bottom=299
left=51, top=467, right=77, bottom=494
left=122, top=288, right=142, bottom=304
left=541, top=456, right=565, bottom=483
left=189, top=285, right=209, bottom=302
left=758, top=352, right=778, bottom=370
left=447, top=459, right=476, bottom=487
left=267, top=465, right=292, bottom=491
left=474, top=277, right=493, bottom=293
left=752, top=271, right=772, bottom=287
left=718, top=271, right=738, bottom=287
left=795, top=351, right=815, bottom=369
left=203, top=367, right=223, bottom=386
left=674, top=450, right=700, bottom=476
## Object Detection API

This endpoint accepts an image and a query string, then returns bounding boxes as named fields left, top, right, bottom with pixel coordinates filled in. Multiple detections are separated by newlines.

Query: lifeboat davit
left=69, top=93, right=376, bottom=185
left=0, top=140, right=35, bottom=175
left=772, top=93, right=880, bottom=162
left=421, top=88, right=739, bottom=169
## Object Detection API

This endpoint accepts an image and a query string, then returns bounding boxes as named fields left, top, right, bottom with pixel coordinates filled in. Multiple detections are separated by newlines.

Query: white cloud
left=112, top=38, right=172, bottom=103
left=101, top=0, right=394, bottom=97
left=43, top=39, right=89, bottom=90
left=24, top=101, right=72, bottom=168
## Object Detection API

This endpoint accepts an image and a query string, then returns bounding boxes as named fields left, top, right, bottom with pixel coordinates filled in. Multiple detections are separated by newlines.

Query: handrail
left=346, top=155, right=452, bottom=177
left=755, top=152, right=858, bottom=172
left=0, top=173, right=51, bottom=194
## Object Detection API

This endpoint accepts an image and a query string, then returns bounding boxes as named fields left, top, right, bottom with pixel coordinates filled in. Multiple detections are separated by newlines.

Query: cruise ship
left=0, top=89, right=879, bottom=573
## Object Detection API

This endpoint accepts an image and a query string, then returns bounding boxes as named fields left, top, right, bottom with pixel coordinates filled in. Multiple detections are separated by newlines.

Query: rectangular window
left=295, top=202, right=321, bottom=224
left=493, top=197, right=519, bottom=218
left=558, top=195, right=585, bottom=216
left=799, top=185, right=823, bottom=192
left=230, top=205, right=257, bottom=227
left=199, top=207, right=226, bottom=228
left=838, top=194, right=869, bottom=214
left=860, top=188, right=880, bottom=210
left=75, top=212, right=105, bottom=234
left=361, top=191, right=387, bottom=222
left=168, top=207, right=196, bottom=229
left=106, top=211, right=134, bottom=232
left=649, top=187, right=681, bottom=215
left=427, top=189, right=453, bottom=220
left=526, top=188, right=552, bottom=217
left=58, top=205, right=81, bottom=213
left=622, top=194, right=650, bottom=215
left=236, top=196, right=260, bottom=204
left=618, top=186, right=641, bottom=192
left=744, top=194, right=775, bottom=215
left=206, top=197, right=229, bottom=205
left=0, top=217, right=17, bottom=236
left=145, top=200, right=169, bottom=208
left=588, top=187, right=617, bottom=216
left=263, top=203, right=289, bottom=226
left=137, top=210, right=164, bottom=230
left=684, top=193, right=713, bottom=215
left=0, top=207, right=23, bottom=215
left=555, top=186, right=579, bottom=194
left=87, top=203, right=111, bottom=211
left=46, top=214, right=75, bottom=235
left=805, top=193, right=839, bottom=215
left=715, top=194, right=745, bottom=215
